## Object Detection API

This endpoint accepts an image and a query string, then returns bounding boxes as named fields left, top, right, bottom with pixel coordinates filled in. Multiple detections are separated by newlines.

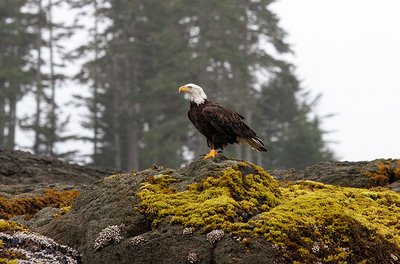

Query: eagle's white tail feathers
left=239, top=137, right=267, bottom=152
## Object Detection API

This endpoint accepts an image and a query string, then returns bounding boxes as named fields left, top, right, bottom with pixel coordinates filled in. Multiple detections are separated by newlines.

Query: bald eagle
left=178, top=83, right=267, bottom=159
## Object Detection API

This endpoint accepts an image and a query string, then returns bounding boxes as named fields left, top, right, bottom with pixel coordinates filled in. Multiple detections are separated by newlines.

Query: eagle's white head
left=178, top=83, right=207, bottom=105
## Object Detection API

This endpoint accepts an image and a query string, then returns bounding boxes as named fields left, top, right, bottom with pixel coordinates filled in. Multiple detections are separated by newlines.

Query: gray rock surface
left=36, top=157, right=285, bottom=264
left=269, top=159, right=400, bottom=191
left=2, top=149, right=400, bottom=263
left=0, top=148, right=118, bottom=197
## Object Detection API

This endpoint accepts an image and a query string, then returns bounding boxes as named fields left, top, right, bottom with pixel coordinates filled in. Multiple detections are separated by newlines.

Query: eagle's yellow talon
left=203, top=149, right=218, bottom=159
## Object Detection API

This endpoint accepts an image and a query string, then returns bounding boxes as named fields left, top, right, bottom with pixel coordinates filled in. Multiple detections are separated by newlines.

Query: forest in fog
left=0, top=0, right=335, bottom=170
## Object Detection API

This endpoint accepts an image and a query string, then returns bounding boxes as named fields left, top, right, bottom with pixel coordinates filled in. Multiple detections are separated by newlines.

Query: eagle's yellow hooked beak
left=178, top=86, right=191, bottom=93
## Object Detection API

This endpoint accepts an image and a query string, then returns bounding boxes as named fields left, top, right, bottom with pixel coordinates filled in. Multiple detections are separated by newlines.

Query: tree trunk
left=127, top=121, right=139, bottom=170
left=256, top=152, right=262, bottom=167
left=33, top=0, right=43, bottom=154
left=111, top=56, right=122, bottom=170
left=0, top=88, right=5, bottom=147
left=92, top=0, right=100, bottom=158
left=112, top=90, right=122, bottom=170
left=6, top=94, right=17, bottom=149
left=235, top=145, right=242, bottom=160
left=47, top=0, right=56, bottom=156
left=245, top=110, right=252, bottom=162
left=113, top=133, right=122, bottom=170
left=195, top=133, right=207, bottom=158
left=125, top=51, right=139, bottom=170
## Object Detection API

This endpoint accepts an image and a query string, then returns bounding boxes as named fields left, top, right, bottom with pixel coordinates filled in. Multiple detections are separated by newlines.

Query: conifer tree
left=0, top=0, right=35, bottom=149
left=70, top=0, right=191, bottom=169
left=69, top=0, right=335, bottom=169
left=17, top=0, right=75, bottom=158
left=255, top=64, right=335, bottom=168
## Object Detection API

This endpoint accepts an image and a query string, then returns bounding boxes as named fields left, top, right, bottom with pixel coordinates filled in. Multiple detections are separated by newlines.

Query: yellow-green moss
left=137, top=163, right=281, bottom=231
left=0, top=220, right=26, bottom=232
left=0, top=248, right=25, bottom=263
left=53, top=205, right=72, bottom=219
left=137, top=163, right=400, bottom=263
left=0, top=189, right=80, bottom=220
left=250, top=181, right=400, bottom=262
left=0, top=259, right=18, bottom=264
left=0, top=221, right=27, bottom=263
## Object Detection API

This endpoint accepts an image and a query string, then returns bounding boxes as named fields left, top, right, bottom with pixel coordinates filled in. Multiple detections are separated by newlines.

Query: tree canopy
left=2, top=0, right=335, bottom=170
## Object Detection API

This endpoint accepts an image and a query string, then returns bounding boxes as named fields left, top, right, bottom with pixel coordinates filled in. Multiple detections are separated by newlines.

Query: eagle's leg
left=203, top=149, right=218, bottom=159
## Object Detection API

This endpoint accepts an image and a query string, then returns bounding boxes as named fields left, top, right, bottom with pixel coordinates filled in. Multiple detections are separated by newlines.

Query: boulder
left=37, top=157, right=285, bottom=263
left=269, top=159, right=400, bottom=191
left=0, top=148, right=118, bottom=197
left=36, top=156, right=400, bottom=264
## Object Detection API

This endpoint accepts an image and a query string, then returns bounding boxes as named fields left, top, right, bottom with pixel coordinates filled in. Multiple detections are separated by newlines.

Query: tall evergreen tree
left=18, top=0, right=74, bottom=158
left=0, top=0, right=35, bottom=149
left=71, top=0, right=191, bottom=169
left=70, top=0, right=335, bottom=169
left=256, top=64, right=335, bottom=168
left=181, top=0, right=290, bottom=160
left=67, top=0, right=108, bottom=163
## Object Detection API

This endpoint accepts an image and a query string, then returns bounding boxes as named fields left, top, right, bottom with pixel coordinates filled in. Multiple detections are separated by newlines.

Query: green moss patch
left=137, top=163, right=400, bottom=263
left=0, top=220, right=28, bottom=263
left=0, top=220, right=27, bottom=233
left=0, top=249, right=25, bottom=264
left=252, top=181, right=400, bottom=262
left=137, top=162, right=281, bottom=231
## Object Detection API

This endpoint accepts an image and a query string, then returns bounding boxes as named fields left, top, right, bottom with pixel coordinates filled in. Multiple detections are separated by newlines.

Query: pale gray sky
left=272, top=0, right=400, bottom=161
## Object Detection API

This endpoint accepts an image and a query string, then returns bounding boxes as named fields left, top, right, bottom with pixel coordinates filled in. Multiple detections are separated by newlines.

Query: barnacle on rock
left=206, top=229, right=224, bottom=244
left=130, top=235, right=145, bottom=246
left=0, top=231, right=80, bottom=263
left=182, top=227, right=194, bottom=235
left=187, top=252, right=199, bottom=263
left=94, top=225, right=123, bottom=251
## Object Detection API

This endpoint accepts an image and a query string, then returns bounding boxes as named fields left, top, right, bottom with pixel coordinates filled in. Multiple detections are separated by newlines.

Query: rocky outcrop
left=2, top=150, right=400, bottom=263
left=37, top=157, right=285, bottom=264
left=0, top=149, right=117, bottom=264
left=269, top=159, right=400, bottom=191
left=36, top=156, right=400, bottom=264
left=0, top=148, right=118, bottom=197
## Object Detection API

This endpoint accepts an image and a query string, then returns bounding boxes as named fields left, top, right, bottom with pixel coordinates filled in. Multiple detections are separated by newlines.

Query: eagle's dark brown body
left=188, top=100, right=267, bottom=151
